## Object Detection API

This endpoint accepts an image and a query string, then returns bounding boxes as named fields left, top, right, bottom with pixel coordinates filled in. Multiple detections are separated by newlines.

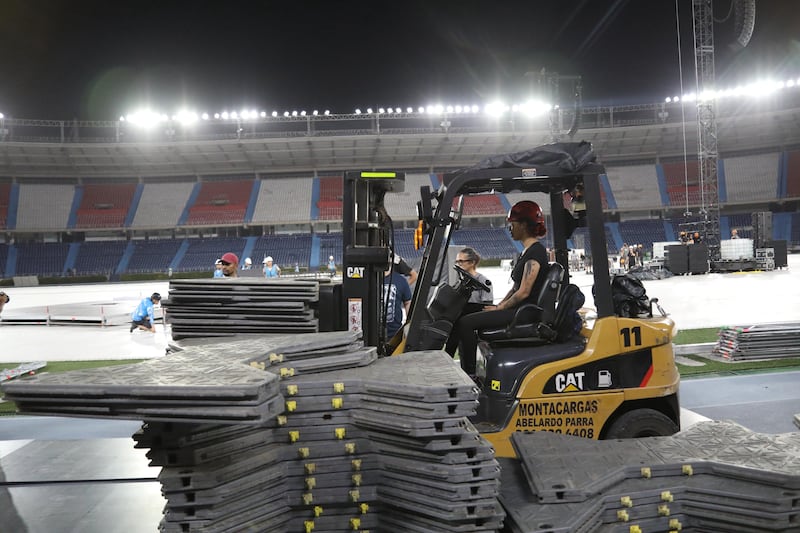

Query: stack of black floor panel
left=286, top=350, right=504, bottom=533
left=163, top=278, right=320, bottom=339
left=712, top=322, right=800, bottom=360
left=1, top=331, right=506, bottom=532
left=0, top=352, right=285, bottom=425
left=500, top=420, right=800, bottom=532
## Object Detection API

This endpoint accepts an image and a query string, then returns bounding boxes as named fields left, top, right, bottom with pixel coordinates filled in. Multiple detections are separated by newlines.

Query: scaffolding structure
left=692, top=0, right=721, bottom=260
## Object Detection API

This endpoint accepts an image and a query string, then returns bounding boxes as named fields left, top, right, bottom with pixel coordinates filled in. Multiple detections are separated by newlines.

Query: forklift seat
left=478, top=262, right=564, bottom=342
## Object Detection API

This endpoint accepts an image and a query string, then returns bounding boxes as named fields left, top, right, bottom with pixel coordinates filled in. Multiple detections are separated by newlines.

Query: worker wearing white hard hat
left=263, top=256, right=280, bottom=278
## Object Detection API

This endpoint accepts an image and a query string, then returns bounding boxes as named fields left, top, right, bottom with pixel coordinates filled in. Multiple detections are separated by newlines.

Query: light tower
left=692, top=0, right=721, bottom=260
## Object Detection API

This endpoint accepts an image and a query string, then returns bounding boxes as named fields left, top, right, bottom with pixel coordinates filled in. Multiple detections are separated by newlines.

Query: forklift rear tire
left=605, top=409, right=679, bottom=439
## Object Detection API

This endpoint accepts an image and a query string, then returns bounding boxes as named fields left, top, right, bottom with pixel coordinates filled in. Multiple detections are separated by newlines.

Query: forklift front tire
left=605, top=408, right=679, bottom=439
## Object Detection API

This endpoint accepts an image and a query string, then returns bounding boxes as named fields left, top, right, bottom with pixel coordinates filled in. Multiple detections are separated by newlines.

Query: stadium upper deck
left=0, top=95, right=799, bottom=178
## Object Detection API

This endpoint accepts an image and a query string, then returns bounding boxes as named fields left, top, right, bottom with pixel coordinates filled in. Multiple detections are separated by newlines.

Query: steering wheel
left=453, top=264, right=492, bottom=293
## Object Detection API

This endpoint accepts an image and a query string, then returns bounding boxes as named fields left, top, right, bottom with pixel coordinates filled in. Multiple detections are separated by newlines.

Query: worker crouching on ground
left=453, top=200, right=550, bottom=379
left=130, top=292, right=161, bottom=333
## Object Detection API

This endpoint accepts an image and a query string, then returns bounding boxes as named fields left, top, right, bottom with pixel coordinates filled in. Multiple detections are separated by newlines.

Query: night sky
left=1, top=0, right=798, bottom=120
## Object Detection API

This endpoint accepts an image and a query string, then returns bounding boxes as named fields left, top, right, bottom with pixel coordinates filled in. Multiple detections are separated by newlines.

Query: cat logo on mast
left=346, top=266, right=365, bottom=279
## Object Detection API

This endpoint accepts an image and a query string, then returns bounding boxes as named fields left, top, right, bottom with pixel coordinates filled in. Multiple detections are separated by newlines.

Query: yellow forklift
left=339, top=143, right=680, bottom=458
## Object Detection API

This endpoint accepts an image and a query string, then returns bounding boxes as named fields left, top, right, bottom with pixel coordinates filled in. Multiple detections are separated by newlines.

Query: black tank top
left=511, top=241, right=549, bottom=305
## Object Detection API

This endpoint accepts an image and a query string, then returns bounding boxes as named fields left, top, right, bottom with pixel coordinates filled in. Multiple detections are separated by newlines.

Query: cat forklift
left=339, top=144, right=681, bottom=458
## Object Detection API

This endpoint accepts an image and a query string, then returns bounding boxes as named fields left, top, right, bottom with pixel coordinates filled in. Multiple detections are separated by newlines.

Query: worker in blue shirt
left=130, top=292, right=161, bottom=333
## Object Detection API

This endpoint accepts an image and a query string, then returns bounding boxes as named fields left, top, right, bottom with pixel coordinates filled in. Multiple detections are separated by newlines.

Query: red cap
left=220, top=252, right=239, bottom=265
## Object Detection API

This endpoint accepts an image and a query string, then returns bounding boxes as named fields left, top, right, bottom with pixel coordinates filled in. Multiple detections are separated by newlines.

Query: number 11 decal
left=620, top=326, right=642, bottom=347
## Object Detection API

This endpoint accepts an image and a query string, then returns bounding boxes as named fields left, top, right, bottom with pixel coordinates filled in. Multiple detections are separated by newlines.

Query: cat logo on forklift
left=346, top=266, right=365, bottom=279
left=555, top=372, right=585, bottom=393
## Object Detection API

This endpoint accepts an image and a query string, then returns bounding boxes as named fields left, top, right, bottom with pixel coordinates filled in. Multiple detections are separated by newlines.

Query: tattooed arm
left=495, top=259, right=541, bottom=311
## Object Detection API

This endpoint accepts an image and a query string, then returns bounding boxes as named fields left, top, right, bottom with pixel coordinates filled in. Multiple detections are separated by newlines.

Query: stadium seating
left=317, top=233, right=343, bottom=267
left=317, top=176, right=343, bottom=220
left=790, top=212, right=800, bottom=248
left=605, top=164, right=662, bottom=210
left=0, top=243, right=8, bottom=277
left=459, top=194, right=505, bottom=216
left=384, top=173, right=432, bottom=221
left=185, top=179, right=251, bottom=226
left=177, top=237, right=247, bottom=272
left=73, top=240, right=128, bottom=275
left=75, top=183, right=136, bottom=228
left=661, top=161, right=703, bottom=207
left=126, top=239, right=183, bottom=273
left=14, top=242, right=70, bottom=276
left=618, top=219, right=667, bottom=255
left=723, top=152, right=780, bottom=203
left=16, top=183, right=75, bottom=231
left=252, top=177, right=313, bottom=223
left=451, top=228, right=518, bottom=260
left=0, top=183, right=9, bottom=230
left=786, top=150, right=800, bottom=198
left=250, top=234, right=313, bottom=269
left=569, top=225, right=618, bottom=256
left=133, top=182, right=194, bottom=228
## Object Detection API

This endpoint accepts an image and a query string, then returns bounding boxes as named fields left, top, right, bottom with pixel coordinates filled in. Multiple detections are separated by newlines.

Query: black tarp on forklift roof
left=445, top=141, right=605, bottom=195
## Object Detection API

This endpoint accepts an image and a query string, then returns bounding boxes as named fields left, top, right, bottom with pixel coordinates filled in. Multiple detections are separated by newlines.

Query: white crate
left=652, top=241, right=681, bottom=259
left=720, top=238, right=754, bottom=260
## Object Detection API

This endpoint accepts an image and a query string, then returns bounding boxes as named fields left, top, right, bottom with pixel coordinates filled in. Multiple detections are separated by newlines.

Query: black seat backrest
left=536, top=262, right=564, bottom=324
left=552, top=283, right=586, bottom=342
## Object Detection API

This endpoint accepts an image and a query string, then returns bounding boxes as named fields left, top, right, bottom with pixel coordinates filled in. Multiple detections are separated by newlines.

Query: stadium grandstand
left=1, top=91, right=800, bottom=279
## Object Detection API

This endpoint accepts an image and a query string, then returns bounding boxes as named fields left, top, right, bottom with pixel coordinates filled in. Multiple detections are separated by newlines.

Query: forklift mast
left=341, top=171, right=405, bottom=350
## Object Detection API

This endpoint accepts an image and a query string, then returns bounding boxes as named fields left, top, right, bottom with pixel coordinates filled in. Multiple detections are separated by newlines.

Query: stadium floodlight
left=355, top=108, right=362, bottom=114
left=221, top=111, right=230, bottom=119
left=787, top=79, right=796, bottom=88
left=119, top=116, right=125, bottom=121
left=214, top=113, right=220, bottom=119
left=324, top=110, right=330, bottom=116
left=366, top=108, right=373, bottom=114
left=0, top=112, right=4, bottom=119
left=378, top=107, right=385, bottom=114
left=291, top=110, right=298, bottom=116
left=271, top=111, right=278, bottom=117
left=300, top=110, right=307, bottom=116
left=125, top=110, right=164, bottom=128
left=517, top=100, right=551, bottom=117
left=201, top=112, right=209, bottom=120
left=260, top=111, right=266, bottom=118
left=484, top=101, right=508, bottom=117
left=283, top=111, right=290, bottom=117
left=665, top=97, right=672, bottom=103
left=312, top=110, right=319, bottom=116
left=175, top=110, right=198, bottom=126
left=231, top=111, right=239, bottom=119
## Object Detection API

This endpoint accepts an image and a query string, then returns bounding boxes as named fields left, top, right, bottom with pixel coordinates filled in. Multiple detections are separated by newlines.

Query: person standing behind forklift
left=383, top=267, right=412, bottom=341
left=453, top=200, right=549, bottom=378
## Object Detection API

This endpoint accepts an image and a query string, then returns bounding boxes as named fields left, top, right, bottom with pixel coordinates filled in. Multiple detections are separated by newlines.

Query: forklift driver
left=453, top=200, right=550, bottom=379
